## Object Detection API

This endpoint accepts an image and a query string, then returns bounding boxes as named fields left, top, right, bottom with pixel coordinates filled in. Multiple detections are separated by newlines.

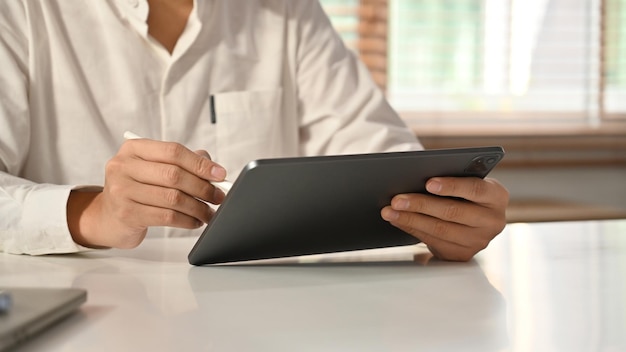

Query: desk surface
left=2, top=219, right=626, bottom=352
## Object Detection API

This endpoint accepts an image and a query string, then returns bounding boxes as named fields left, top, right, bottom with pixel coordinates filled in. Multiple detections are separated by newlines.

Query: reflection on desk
left=1, top=219, right=625, bottom=352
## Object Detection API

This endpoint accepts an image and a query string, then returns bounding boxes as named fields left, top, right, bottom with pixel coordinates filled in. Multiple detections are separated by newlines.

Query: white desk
left=2, top=219, right=626, bottom=351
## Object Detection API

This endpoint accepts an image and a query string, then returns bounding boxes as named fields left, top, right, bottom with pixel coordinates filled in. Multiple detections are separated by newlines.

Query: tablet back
left=188, top=147, right=504, bottom=265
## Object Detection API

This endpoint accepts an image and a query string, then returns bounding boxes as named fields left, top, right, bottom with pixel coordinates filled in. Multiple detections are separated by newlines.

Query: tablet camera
left=465, top=155, right=499, bottom=174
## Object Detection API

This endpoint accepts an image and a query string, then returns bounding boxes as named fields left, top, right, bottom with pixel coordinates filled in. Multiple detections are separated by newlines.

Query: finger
left=108, top=195, right=209, bottom=230
left=387, top=193, right=491, bottom=228
left=128, top=183, right=215, bottom=224
left=387, top=220, right=478, bottom=262
left=388, top=217, right=479, bottom=262
left=382, top=207, right=488, bottom=250
left=426, top=177, right=509, bottom=207
left=104, top=176, right=215, bottom=227
left=131, top=203, right=208, bottom=229
left=115, top=155, right=225, bottom=204
left=122, top=139, right=227, bottom=182
left=194, top=150, right=211, bottom=160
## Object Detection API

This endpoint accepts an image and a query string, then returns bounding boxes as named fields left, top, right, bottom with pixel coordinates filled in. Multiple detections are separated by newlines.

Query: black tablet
left=188, top=146, right=504, bottom=265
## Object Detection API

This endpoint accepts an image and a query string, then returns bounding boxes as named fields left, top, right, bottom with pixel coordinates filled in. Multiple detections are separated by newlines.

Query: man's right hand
left=67, top=138, right=227, bottom=249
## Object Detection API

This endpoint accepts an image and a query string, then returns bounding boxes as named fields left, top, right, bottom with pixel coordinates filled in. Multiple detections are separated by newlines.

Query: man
left=0, top=0, right=508, bottom=261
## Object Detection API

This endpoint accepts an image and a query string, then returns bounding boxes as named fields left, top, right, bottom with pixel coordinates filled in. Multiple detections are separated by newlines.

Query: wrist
left=67, top=190, right=109, bottom=249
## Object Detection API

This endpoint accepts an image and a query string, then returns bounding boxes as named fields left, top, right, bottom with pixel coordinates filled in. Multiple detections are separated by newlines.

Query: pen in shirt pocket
left=123, top=131, right=233, bottom=193
left=210, top=94, right=217, bottom=124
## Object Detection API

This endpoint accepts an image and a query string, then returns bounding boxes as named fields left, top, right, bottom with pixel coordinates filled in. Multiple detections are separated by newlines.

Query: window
left=320, top=0, right=389, bottom=89
left=320, top=0, right=360, bottom=50
left=320, top=0, right=626, bottom=131
left=606, top=0, right=626, bottom=117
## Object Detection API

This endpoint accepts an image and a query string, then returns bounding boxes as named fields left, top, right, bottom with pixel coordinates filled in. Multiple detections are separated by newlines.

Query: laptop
left=0, top=287, right=87, bottom=351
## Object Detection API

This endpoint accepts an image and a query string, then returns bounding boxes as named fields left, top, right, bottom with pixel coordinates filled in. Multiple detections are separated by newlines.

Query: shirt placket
left=158, top=2, right=203, bottom=142
left=111, top=0, right=203, bottom=143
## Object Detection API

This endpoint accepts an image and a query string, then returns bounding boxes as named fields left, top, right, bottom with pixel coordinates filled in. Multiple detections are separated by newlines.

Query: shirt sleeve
left=292, top=0, right=423, bottom=156
left=0, top=2, right=89, bottom=255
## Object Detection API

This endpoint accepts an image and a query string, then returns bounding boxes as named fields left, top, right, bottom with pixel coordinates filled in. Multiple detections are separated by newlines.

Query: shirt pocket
left=212, top=89, right=285, bottom=176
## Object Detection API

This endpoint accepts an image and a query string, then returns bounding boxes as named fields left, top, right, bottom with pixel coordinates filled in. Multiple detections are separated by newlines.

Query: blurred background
left=320, top=0, right=626, bottom=223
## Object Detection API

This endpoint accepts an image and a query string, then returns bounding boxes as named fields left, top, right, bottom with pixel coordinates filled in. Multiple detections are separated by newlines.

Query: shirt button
left=127, top=0, right=139, bottom=7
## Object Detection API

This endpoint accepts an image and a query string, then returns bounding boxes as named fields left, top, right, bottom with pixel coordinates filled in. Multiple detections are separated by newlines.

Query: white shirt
left=0, top=0, right=422, bottom=255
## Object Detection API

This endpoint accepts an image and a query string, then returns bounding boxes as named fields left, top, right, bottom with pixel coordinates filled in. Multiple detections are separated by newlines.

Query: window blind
left=320, top=0, right=626, bottom=125
left=605, top=0, right=626, bottom=116
left=320, top=0, right=360, bottom=50
left=321, top=0, right=389, bottom=89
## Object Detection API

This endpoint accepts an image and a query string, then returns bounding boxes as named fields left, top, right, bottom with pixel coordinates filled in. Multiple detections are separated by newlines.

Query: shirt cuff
left=13, top=185, right=100, bottom=255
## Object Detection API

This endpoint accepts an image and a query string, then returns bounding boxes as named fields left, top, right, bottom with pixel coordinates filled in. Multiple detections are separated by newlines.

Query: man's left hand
left=381, top=177, right=509, bottom=261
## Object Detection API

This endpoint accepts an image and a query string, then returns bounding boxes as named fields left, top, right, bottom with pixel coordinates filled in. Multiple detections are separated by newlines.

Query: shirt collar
left=108, top=0, right=203, bottom=62
left=110, top=0, right=150, bottom=37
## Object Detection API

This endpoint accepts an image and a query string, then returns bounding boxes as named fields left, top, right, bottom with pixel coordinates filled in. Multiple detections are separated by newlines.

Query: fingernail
left=426, top=180, right=442, bottom=194
left=393, top=198, right=410, bottom=210
left=211, top=165, right=227, bottom=180
left=382, top=208, right=400, bottom=221
left=214, top=188, right=226, bottom=203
